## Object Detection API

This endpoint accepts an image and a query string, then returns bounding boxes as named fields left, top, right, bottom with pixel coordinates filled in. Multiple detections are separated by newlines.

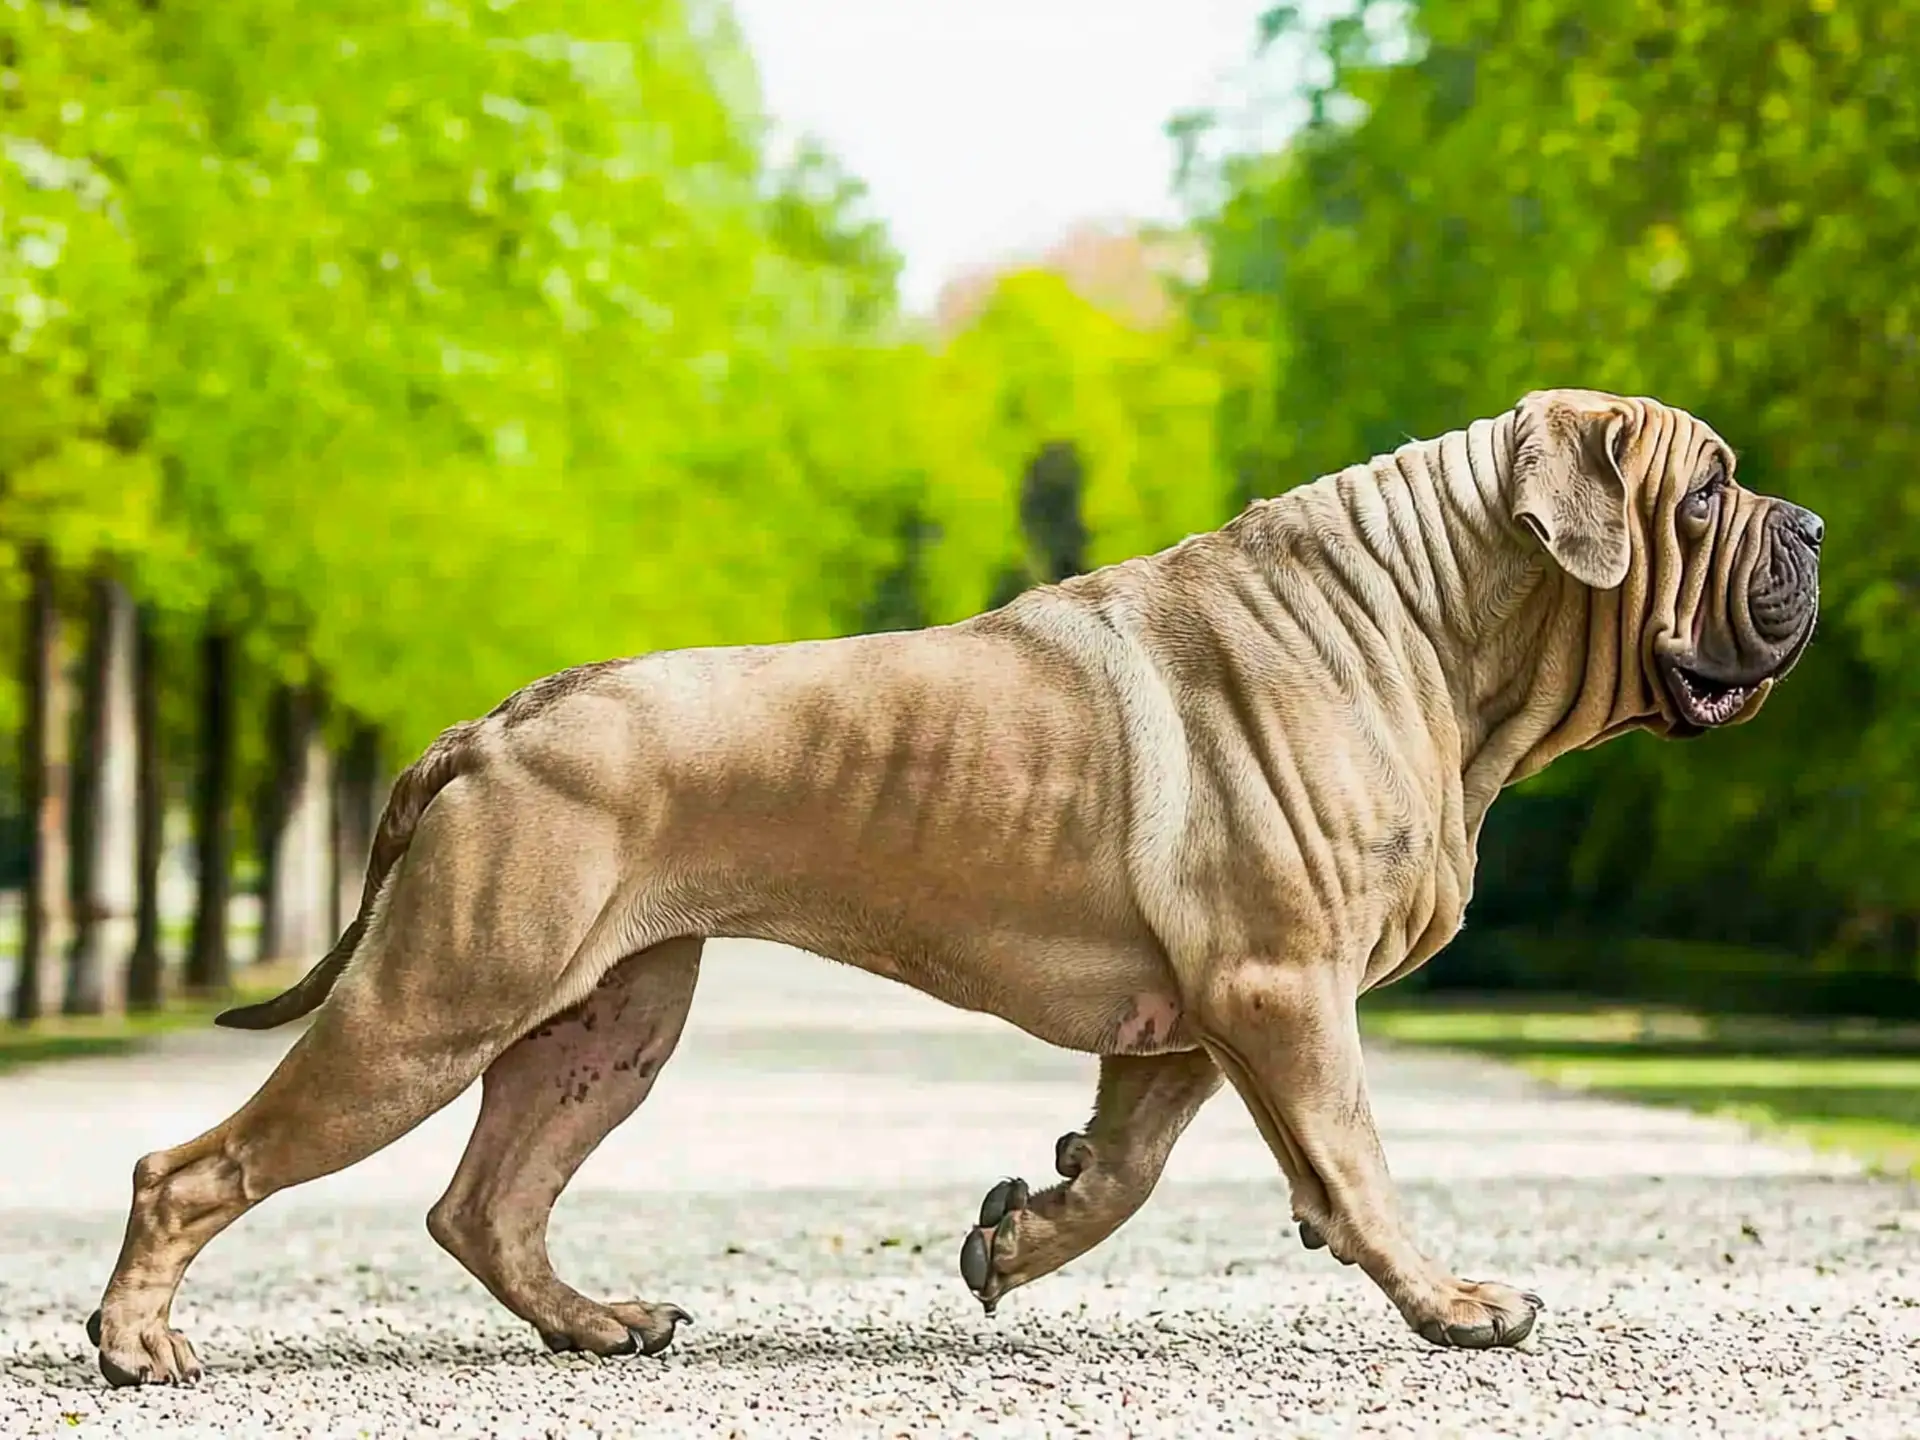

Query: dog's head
left=1508, top=387, right=1821, bottom=737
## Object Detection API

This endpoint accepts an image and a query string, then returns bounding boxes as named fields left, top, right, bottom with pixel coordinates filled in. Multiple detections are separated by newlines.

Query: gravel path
left=3, top=940, right=1917, bottom=1438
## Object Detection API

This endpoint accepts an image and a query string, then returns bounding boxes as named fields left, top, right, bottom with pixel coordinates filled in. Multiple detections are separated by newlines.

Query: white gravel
left=3, top=941, right=1918, bottom=1438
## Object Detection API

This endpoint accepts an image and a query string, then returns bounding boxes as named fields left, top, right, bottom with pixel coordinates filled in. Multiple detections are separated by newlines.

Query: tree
left=988, top=441, right=1091, bottom=608
left=917, top=270, right=1237, bottom=624
left=183, top=623, right=234, bottom=995
left=64, top=569, right=138, bottom=1014
left=11, top=546, right=68, bottom=1021
left=330, top=715, right=381, bottom=937
left=125, top=602, right=164, bottom=1010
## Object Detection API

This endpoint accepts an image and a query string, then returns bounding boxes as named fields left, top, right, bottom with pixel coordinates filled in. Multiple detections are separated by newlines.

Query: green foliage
left=919, top=271, right=1238, bottom=621
left=2, top=0, right=939, bottom=761
left=0, top=1, right=168, bottom=570
left=1195, top=0, right=1920, bottom=979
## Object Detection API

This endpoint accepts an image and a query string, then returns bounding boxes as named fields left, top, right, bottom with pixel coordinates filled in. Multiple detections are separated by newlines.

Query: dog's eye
left=1681, top=467, right=1724, bottom=526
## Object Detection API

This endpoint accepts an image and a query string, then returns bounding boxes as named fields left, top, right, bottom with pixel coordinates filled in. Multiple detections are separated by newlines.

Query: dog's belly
left=671, top=873, right=1193, bottom=1057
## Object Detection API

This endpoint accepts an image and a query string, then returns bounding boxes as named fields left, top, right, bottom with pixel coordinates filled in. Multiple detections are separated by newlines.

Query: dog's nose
left=1778, top=502, right=1823, bottom=551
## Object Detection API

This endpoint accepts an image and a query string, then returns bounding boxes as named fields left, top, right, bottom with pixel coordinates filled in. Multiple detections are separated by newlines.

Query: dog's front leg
left=957, top=1049, right=1221, bottom=1314
left=1199, top=958, right=1542, bottom=1349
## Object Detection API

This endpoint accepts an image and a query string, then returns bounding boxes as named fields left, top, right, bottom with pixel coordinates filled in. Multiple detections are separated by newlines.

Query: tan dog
left=87, top=389, right=1821, bottom=1385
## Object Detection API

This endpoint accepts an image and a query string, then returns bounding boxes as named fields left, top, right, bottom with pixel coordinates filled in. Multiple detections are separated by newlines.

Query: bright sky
left=726, top=0, right=1280, bottom=314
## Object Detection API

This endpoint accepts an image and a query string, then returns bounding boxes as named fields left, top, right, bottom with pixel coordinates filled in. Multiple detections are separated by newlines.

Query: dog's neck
left=1231, top=415, right=1661, bottom=838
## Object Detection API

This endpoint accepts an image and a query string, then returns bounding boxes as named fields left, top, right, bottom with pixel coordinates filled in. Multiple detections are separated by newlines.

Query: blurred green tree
left=1191, top=0, right=1920, bottom=1003
left=918, top=269, right=1237, bottom=621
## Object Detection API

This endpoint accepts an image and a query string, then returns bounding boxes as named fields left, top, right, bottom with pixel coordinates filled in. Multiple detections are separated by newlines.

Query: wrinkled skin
left=86, top=389, right=1818, bottom=1387
left=1641, top=424, right=1822, bottom=735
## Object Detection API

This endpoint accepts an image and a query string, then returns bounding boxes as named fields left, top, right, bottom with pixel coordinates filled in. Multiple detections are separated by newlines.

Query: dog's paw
left=958, top=1177, right=1029, bottom=1314
left=1410, top=1280, right=1543, bottom=1350
left=88, top=1308, right=204, bottom=1388
left=538, top=1299, right=692, bottom=1358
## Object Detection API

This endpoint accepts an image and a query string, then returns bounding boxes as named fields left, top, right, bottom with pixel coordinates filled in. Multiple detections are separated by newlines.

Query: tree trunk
left=859, top=508, right=937, bottom=634
left=258, top=685, right=333, bottom=964
left=331, top=718, right=382, bottom=937
left=125, top=604, right=165, bottom=1011
left=1019, top=440, right=1088, bottom=583
left=983, top=442, right=1090, bottom=613
left=184, top=625, right=235, bottom=995
left=65, top=573, right=138, bottom=1016
left=12, top=547, right=72, bottom=1023
left=253, top=684, right=293, bottom=964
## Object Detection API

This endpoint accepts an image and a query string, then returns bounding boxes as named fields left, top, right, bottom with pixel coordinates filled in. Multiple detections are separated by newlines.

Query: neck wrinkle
left=1233, top=414, right=1635, bottom=842
left=1405, top=414, right=1671, bottom=829
left=1370, top=416, right=1586, bottom=820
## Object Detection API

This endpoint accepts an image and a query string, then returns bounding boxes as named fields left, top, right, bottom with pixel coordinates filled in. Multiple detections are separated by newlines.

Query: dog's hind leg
left=88, top=943, right=535, bottom=1387
left=88, top=768, right=627, bottom=1387
left=958, top=1048, right=1220, bottom=1313
left=427, top=936, right=702, bottom=1357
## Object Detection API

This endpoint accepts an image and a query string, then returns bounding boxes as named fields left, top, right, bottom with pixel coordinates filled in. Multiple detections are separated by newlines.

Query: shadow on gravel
left=663, top=1318, right=1439, bottom=1372
left=11, top=1339, right=570, bottom=1390
left=10, top=1315, right=1443, bottom=1394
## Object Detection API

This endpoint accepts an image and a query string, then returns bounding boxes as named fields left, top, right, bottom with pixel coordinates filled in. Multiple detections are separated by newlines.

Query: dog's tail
left=214, top=719, right=484, bottom=1030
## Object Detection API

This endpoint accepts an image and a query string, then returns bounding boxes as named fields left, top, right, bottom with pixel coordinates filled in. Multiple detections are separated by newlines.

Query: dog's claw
left=634, top=1304, right=691, bottom=1356
left=1054, top=1132, right=1093, bottom=1179
left=1522, top=1291, right=1545, bottom=1310
left=978, top=1177, right=1029, bottom=1228
left=609, top=1299, right=691, bottom=1357
left=539, top=1329, right=577, bottom=1354
left=85, top=1308, right=102, bottom=1348
left=633, top=1327, right=669, bottom=1356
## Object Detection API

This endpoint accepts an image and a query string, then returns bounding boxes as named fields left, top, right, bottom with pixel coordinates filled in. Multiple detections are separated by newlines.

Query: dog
left=86, top=388, right=1822, bottom=1384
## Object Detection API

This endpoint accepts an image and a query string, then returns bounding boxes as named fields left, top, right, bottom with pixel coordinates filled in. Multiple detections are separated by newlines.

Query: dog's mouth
left=1658, top=653, right=1756, bottom=736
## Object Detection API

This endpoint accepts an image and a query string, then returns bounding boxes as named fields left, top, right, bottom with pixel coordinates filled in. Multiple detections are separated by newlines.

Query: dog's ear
left=1509, top=390, right=1636, bottom=590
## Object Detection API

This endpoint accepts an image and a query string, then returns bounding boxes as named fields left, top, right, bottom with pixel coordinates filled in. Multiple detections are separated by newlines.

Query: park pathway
left=2, top=941, right=1917, bottom=1437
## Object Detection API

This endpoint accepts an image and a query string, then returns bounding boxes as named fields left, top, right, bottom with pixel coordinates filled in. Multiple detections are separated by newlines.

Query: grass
left=1361, top=999, right=1920, bottom=1178
left=0, top=961, right=302, bottom=1076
